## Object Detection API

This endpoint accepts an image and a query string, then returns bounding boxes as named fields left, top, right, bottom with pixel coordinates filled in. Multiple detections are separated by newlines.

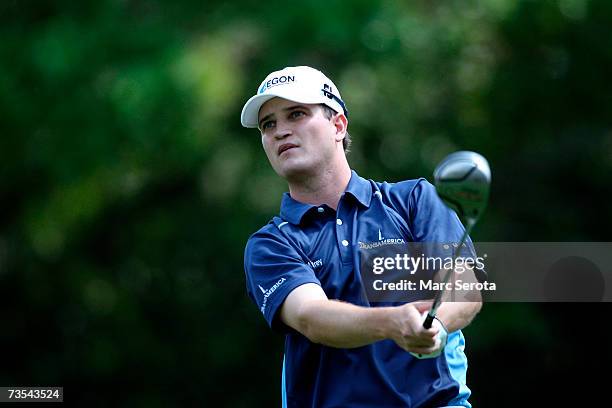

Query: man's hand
left=388, top=302, right=443, bottom=356
left=410, top=312, right=448, bottom=359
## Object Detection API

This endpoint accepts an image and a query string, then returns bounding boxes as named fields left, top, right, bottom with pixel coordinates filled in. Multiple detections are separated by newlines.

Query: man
left=241, top=66, right=482, bottom=407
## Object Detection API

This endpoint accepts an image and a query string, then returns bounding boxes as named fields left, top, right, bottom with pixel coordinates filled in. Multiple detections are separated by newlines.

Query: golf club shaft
left=422, top=221, right=474, bottom=329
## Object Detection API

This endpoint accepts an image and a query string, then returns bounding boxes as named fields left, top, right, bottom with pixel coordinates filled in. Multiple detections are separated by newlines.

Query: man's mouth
left=278, top=143, right=298, bottom=155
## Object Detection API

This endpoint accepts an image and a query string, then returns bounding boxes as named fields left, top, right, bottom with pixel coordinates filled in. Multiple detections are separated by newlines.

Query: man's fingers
left=407, top=337, right=442, bottom=354
left=407, top=344, right=439, bottom=355
left=412, top=325, right=439, bottom=339
left=412, top=301, right=434, bottom=313
left=406, top=335, right=438, bottom=348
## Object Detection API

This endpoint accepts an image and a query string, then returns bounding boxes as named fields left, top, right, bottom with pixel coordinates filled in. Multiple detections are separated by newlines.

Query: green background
left=2, top=0, right=611, bottom=405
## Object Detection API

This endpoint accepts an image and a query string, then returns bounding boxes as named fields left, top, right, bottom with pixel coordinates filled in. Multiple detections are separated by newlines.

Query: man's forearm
left=295, top=299, right=395, bottom=348
left=434, top=301, right=482, bottom=333
left=429, top=266, right=483, bottom=333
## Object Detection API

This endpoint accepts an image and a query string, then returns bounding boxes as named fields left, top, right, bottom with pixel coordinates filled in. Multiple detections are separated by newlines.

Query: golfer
left=241, top=66, right=482, bottom=407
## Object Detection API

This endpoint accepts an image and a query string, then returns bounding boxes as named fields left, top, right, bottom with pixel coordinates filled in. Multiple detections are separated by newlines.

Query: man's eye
left=289, top=111, right=305, bottom=119
left=261, top=121, right=275, bottom=130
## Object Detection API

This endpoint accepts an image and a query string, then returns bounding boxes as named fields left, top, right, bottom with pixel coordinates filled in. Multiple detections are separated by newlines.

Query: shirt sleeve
left=409, top=179, right=487, bottom=282
left=244, top=227, right=321, bottom=331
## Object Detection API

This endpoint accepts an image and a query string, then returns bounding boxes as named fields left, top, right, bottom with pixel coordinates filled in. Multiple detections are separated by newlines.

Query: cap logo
left=259, top=75, right=295, bottom=94
left=322, top=83, right=334, bottom=97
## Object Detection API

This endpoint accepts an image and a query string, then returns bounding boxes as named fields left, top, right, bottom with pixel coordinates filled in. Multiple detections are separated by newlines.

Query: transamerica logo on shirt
left=259, top=277, right=287, bottom=314
left=358, top=238, right=406, bottom=250
left=359, top=230, right=405, bottom=250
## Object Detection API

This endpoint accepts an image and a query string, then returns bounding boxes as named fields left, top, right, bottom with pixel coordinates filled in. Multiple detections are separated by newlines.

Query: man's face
left=258, top=97, right=342, bottom=180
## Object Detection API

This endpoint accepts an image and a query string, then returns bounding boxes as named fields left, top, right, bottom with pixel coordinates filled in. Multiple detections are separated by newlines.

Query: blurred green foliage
left=1, top=0, right=611, bottom=406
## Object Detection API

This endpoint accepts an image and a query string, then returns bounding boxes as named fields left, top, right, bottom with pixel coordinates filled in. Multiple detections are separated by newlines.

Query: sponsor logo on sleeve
left=259, top=277, right=287, bottom=314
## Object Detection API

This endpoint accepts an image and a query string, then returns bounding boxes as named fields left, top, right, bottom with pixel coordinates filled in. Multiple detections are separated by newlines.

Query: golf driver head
left=433, top=151, right=491, bottom=225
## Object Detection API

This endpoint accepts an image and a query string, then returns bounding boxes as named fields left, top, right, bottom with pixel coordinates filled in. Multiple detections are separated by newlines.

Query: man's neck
left=287, top=161, right=352, bottom=210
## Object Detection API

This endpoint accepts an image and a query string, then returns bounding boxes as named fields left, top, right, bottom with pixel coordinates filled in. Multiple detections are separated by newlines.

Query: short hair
left=320, top=104, right=352, bottom=153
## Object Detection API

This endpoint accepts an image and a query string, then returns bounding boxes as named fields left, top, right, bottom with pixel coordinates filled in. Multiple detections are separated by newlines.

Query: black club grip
left=423, top=313, right=434, bottom=329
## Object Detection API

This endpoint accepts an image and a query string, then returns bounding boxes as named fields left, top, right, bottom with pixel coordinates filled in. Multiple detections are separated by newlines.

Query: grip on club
left=423, top=313, right=434, bottom=329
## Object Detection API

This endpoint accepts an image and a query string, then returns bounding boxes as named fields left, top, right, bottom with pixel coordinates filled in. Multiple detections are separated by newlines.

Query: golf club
left=422, top=151, right=491, bottom=329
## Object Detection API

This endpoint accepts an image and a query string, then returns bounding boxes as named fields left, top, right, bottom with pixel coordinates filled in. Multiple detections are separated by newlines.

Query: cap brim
left=240, top=94, right=277, bottom=128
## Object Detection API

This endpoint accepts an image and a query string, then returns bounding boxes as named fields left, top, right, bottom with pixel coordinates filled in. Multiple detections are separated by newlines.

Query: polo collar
left=344, top=170, right=373, bottom=208
left=279, top=170, right=373, bottom=225
left=279, top=193, right=314, bottom=225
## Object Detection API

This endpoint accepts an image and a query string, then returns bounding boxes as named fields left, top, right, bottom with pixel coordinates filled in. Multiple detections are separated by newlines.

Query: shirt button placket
left=337, top=217, right=349, bottom=252
left=337, top=218, right=346, bottom=247
left=336, top=204, right=352, bottom=265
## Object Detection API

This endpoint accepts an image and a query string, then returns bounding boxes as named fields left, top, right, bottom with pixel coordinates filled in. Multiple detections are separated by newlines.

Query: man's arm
left=279, top=283, right=445, bottom=355
left=415, top=301, right=482, bottom=333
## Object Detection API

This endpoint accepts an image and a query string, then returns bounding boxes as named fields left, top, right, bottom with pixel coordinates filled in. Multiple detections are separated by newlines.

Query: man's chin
left=275, top=161, right=315, bottom=181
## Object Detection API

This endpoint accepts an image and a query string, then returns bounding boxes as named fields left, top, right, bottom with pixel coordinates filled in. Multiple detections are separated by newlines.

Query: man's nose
left=274, top=121, right=292, bottom=139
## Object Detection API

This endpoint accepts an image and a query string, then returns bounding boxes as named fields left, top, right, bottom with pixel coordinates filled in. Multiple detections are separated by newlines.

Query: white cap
left=240, top=66, right=348, bottom=128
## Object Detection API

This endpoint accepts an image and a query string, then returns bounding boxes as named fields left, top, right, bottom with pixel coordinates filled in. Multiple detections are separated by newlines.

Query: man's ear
left=332, top=113, right=348, bottom=142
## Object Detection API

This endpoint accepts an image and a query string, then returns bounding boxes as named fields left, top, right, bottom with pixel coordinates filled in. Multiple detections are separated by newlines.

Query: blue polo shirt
left=244, top=171, right=474, bottom=408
